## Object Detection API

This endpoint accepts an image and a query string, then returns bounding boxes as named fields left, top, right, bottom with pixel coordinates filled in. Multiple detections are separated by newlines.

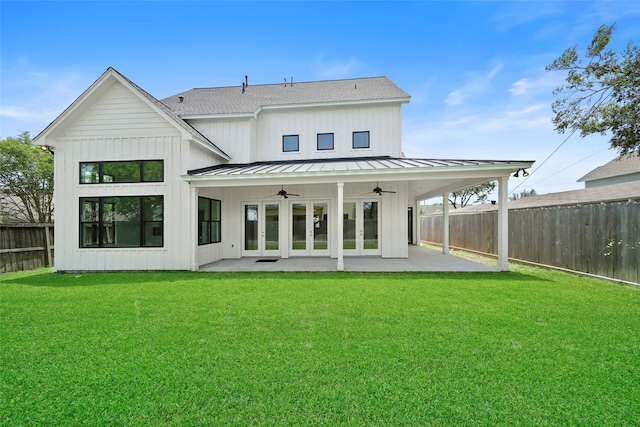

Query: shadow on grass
left=1, top=269, right=549, bottom=288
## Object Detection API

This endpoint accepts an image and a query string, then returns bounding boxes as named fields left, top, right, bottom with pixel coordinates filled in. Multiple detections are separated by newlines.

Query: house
left=34, top=67, right=533, bottom=271
left=577, top=153, right=640, bottom=188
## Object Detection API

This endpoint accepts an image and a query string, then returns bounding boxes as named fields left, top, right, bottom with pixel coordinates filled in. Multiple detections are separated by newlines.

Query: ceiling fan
left=274, top=185, right=300, bottom=199
left=371, top=182, right=396, bottom=196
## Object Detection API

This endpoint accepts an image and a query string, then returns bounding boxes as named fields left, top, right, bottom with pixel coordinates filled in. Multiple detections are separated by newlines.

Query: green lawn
left=1, top=266, right=639, bottom=426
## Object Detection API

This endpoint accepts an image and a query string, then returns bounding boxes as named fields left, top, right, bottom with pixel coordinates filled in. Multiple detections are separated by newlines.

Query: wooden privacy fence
left=0, top=224, right=54, bottom=273
left=421, top=201, right=639, bottom=284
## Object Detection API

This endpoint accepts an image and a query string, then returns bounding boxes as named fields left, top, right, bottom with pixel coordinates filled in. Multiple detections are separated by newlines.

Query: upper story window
left=317, top=133, right=334, bottom=151
left=353, top=131, right=370, bottom=149
left=80, top=160, right=163, bottom=184
left=283, top=135, right=299, bottom=152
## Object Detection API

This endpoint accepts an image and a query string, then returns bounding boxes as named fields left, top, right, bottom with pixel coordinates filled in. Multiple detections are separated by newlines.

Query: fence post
left=44, top=225, right=53, bottom=267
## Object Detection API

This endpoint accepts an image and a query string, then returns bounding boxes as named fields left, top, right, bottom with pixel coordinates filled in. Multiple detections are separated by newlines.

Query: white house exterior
left=35, top=68, right=533, bottom=271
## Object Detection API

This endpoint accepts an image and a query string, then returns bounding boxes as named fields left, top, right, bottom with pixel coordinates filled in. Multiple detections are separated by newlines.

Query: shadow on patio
left=199, top=245, right=498, bottom=272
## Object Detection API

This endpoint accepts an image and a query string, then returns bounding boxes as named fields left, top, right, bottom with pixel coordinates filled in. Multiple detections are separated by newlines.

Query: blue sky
left=2, top=1, right=639, bottom=197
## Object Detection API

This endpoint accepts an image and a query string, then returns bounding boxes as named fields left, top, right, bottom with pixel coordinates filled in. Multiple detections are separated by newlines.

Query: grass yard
left=1, top=266, right=639, bottom=426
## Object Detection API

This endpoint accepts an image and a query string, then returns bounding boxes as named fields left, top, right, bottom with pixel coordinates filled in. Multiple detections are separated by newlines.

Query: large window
left=80, top=160, right=163, bottom=184
left=317, top=133, right=334, bottom=151
left=198, top=197, right=221, bottom=245
left=352, top=131, right=370, bottom=149
left=282, top=135, right=299, bottom=152
left=80, top=196, right=163, bottom=248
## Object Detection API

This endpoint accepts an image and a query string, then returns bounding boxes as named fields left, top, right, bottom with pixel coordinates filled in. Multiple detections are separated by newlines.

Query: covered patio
left=199, top=244, right=497, bottom=272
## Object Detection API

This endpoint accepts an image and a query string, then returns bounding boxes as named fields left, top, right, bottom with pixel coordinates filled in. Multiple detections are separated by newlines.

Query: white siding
left=51, top=81, right=197, bottom=271
left=62, top=82, right=177, bottom=138
left=255, top=104, right=403, bottom=162
left=188, top=118, right=254, bottom=163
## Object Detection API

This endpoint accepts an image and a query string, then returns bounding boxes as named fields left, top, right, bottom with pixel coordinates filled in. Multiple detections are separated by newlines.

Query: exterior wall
left=52, top=82, right=196, bottom=271
left=193, top=181, right=409, bottom=268
left=188, top=117, right=254, bottom=163
left=186, top=103, right=403, bottom=164
left=255, top=104, right=403, bottom=162
left=585, top=172, right=640, bottom=188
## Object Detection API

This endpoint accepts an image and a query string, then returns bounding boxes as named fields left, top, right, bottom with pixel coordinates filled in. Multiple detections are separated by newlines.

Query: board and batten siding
left=254, top=104, right=403, bottom=162
left=187, top=117, right=254, bottom=164
left=52, top=80, right=201, bottom=271
left=62, top=82, right=178, bottom=138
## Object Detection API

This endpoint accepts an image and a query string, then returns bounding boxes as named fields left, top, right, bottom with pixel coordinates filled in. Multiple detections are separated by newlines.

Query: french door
left=343, top=200, right=381, bottom=255
left=290, top=201, right=330, bottom=256
left=242, top=202, right=281, bottom=256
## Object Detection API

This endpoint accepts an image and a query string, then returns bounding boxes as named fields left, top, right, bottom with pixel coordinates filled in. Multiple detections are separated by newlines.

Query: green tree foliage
left=448, top=181, right=496, bottom=209
left=509, top=188, right=537, bottom=201
left=0, top=132, right=54, bottom=223
left=546, top=24, right=640, bottom=155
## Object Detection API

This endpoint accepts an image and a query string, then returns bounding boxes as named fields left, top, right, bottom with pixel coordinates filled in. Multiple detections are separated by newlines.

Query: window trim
left=198, top=197, right=221, bottom=245
left=80, top=160, right=164, bottom=184
left=352, top=131, right=370, bottom=149
left=79, top=196, right=164, bottom=248
left=317, top=133, right=335, bottom=151
left=282, top=135, right=300, bottom=152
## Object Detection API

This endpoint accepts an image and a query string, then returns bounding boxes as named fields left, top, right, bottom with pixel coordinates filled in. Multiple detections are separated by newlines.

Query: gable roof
left=161, top=77, right=411, bottom=117
left=34, top=67, right=231, bottom=160
left=577, top=153, right=640, bottom=183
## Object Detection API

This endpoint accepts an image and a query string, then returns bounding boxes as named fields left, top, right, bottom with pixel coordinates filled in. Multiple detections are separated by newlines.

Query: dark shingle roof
left=161, top=77, right=410, bottom=116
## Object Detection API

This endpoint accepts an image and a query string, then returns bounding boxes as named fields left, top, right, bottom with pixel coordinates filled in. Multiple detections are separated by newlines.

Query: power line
left=510, top=127, right=579, bottom=195
left=525, top=147, right=608, bottom=188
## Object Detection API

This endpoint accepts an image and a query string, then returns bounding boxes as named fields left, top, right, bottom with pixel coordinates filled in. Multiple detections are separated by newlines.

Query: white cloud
left=313, top=56, right=363, bottom=80
left=445, top=62, right=504, bottom=107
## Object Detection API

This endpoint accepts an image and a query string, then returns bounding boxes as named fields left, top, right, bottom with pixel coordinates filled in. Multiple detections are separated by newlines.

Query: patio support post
left=442, top=193, right=450, bottom=254
left=497, top=176, right=509, bottom=271
left=189, top=186, right=198, bottom=271
left=337, top=182, right=344, bottom=271
left=416, top=200, right=421, bottom=246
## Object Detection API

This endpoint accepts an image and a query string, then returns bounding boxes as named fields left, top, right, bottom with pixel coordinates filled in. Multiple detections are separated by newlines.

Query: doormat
left=256, top=259, right=278, bottom=263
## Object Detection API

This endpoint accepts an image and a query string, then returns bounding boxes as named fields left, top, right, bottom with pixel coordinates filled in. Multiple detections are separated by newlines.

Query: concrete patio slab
left=199, top=245, right=498, bottom=272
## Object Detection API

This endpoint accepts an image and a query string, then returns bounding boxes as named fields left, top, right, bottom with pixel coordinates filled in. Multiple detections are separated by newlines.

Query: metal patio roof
left=185, top=156, right=534, bottom=201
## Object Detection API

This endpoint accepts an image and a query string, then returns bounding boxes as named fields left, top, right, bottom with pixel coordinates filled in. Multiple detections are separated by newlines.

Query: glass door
left=343, top=200, right=380, bottom=255
left=290, top=201, right=330, bottom=256
left=242, top=202, right=280, bottom=256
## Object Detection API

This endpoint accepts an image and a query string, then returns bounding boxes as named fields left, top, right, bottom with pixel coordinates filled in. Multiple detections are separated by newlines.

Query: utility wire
left=510, top=127, right=579, bottom=195
left=524, top=147, right=608, bottom=188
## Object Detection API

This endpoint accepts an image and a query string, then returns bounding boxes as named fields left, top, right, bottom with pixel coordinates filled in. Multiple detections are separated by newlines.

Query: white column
left=497, top=176, right=509, bottom=271
left=442, top=194, right=450, bottom=254
left=337, top=182, right=344, bottom=271
left=416, top=200, right=421, bottom=246
left=189, top=186, right=198, bottom=271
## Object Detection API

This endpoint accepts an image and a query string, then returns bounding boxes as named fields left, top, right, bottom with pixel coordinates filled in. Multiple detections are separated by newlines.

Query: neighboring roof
left=161, top=77, right=411, bottom=116
left=577, top=153, right=640, bottom=182
left=187, top=156, right=530, bottom=177
left=34, top=67, right=231, bottom=160
left=442, top=181, right=640, bottom=214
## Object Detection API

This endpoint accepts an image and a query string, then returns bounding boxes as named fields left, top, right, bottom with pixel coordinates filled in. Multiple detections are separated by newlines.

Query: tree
left=509, top=188, right=537, bottom=201
left=0, top=131, right=54, bottom=223
left=448, top=181, right=496, bottom=209
left=546, top=24, right=640, bottom=155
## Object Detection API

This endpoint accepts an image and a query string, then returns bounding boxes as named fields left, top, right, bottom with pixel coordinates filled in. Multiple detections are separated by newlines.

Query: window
left=283, top=135, right=299, bottom=152
left=80, top=196, right=163, bottom=248
left=198, top=197, right=221, bottom=245
left=317, top=133, right=334, bottom=151
left=352, top=131, right=370, bottom=149
left=80, top=160, right=163, bottom=184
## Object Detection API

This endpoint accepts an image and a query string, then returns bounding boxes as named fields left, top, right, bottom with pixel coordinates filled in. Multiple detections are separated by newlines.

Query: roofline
left=187, top=75, right=401, bottom=90
left=178, top=97, right=410, bottom=121
left=183, top=157, right=535, bottom=186
left=33, top=67, right=231, bottom=161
